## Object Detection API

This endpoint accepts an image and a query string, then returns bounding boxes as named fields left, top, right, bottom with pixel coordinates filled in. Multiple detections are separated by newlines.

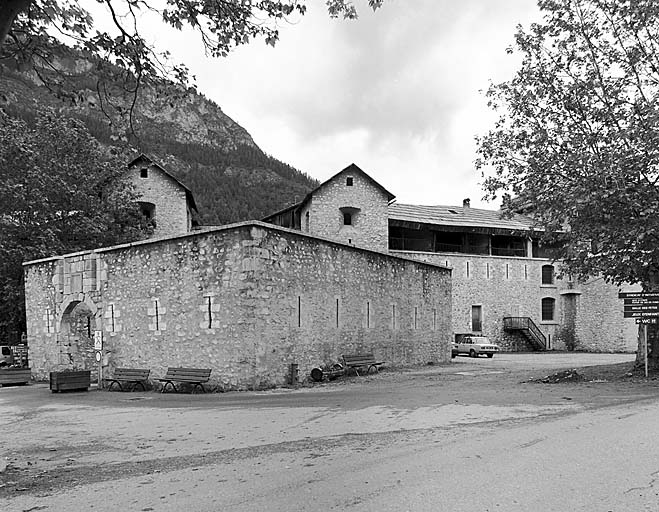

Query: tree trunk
left=635, top=324, right=659, bottom=372
left=0, top=0, right=32, bottom=47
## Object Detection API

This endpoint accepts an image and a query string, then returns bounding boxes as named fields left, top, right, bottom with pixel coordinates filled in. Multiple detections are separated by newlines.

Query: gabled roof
left=319, top=163, right=396, bottom=202
left=388, top=203, right=538, bottom=232
left=127, top=154, right=198, bottom=211
left=262, top=163, right=395, bottom=223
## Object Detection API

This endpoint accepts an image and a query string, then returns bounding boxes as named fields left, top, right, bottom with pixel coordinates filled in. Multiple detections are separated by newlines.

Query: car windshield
left=471, top=337, right=490, bottom=344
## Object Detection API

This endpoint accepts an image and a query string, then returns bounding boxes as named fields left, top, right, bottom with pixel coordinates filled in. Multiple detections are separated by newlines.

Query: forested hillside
left=0, top=49, right=317, bottom=226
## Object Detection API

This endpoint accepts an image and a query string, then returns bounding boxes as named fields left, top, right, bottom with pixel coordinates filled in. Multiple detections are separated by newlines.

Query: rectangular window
left=524, top=264, right=528, bottom=280
left=336, top=298, right=340, bottom=328
left=486, top=263, right=490, bottom=279
left=346, top=176, right=353, bottom=186
left=46, top=308, right=53, bottom=333
left=110, top=304, right=115, bottom=332
left=366, top=301, right=370, bottom=328
left=140, top=168, right=148, bottom=178
left=542, top=297, right=556, bottom=321
left=542, top=265, right=555, bottom=285
left=471, top=305, right=483, bottom=332
left=506, top=264, right=510, bottom=280
left=466, top=261, right=470, bottom=278
left=207, top=296, right=213, bottom=329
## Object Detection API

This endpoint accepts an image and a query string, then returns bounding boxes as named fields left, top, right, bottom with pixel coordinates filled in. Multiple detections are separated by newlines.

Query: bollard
left=289, top=363, right=299, bottom=385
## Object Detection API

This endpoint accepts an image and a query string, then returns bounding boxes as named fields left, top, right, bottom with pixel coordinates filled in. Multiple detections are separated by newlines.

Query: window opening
left=506, top=264, right=510, bottom=280
left=87, top=317, right=91, bottom=338
left=336, top=298, right=340, bottom=328
left=298, top=296, right=301, bottom=328
left=366, top=301, right=370, bottom=328
left=486, top=263, right=490, bottom=279
left=46, top=308, right=53, bottom=333
left=207, top=296, right=213, bottom=329
left=524, top=264, right=528, bottom=280
left=343, top=212, right=352, bottom=225
left=541, top=297, right=555, bottom=321
left=542, top=265, right=555, bottom=285
left=140, top=168, right=148, bottom=178
left=154, top=300, right=160, bottom=331
left=110, top=304, right=115, bottom=332
left=466, top=261, right=470, bottom=278
left=471, top=305, right=482, bottom=332
left=346, top=176, right=353, bottom=186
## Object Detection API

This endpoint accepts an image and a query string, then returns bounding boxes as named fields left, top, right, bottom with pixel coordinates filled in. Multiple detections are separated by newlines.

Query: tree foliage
left=477, top=0, right=659, bottom=287
left=0, top=110, right=149, bottom=340
left=0, top=1, right=383, bottom=129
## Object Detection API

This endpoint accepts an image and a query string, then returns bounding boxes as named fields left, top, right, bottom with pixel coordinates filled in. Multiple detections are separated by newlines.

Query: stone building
left=24, top=221, right=452, bottom=388
left=265, top=165, right=637, bottom=352
left=126, top=154, right=197, bottom=238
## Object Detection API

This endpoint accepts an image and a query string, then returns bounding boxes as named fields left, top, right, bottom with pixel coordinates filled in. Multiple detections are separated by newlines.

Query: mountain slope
left=0, top=48, right=317, bottom=226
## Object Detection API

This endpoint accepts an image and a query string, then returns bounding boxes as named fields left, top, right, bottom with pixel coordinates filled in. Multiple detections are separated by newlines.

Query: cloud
left=92, top=0, right=542, bottom=209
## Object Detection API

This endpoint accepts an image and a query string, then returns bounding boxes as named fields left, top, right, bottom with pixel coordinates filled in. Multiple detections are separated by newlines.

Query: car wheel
left=487, top=353, right=494, bottom=358
left=470, top=349, right=477, bottom=358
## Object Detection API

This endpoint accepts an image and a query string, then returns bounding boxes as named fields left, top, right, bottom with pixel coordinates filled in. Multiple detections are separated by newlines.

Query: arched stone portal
left=57, top=296, right=100, bottom=372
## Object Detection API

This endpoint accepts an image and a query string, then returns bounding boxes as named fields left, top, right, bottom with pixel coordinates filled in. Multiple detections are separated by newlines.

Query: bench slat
left=157, top=367, right=212, bottom=393
left=102, top=368, right=151, bottom=391
left=342, top=354, right=385, bottom=376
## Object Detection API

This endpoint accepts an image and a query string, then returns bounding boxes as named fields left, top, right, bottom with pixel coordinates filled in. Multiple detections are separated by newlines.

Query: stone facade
left=126, top=155, right=195, bottom=238
left=265, top=163, right=636, bottom=354
left=391, top=251, right=637, bottom=352
left=303, top=165, right=392, bottom=251
left=24, top=222, right=452, bottom=388
left=265, top=164, right=394, bottom=252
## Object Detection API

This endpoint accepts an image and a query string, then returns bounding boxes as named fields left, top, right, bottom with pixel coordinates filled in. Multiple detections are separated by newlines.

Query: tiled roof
left=388, top=203, right=537, bottom=232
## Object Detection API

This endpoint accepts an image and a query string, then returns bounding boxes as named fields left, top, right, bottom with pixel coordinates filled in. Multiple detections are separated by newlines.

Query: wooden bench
left=102, top=368, right=151, bottom=392
left=342, top=354, right=385, bottom=376
left=157, top=367, right=212, bottom=393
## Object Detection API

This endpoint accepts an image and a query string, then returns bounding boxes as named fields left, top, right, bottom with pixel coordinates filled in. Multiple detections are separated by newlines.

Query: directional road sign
left=636, top=318, right=659, bottom=324
left=619, top=292, right=659, bottom=300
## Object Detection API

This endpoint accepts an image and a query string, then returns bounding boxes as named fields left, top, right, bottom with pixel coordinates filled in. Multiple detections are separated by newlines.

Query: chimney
left=463, top=198, right=471, bottom=208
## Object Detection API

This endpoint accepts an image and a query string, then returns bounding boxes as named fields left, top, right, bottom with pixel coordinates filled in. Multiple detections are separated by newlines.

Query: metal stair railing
left=503, top=317, right=547, bottom=350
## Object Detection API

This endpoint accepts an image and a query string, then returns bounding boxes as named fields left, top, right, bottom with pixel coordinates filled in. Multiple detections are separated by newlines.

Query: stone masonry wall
left=24, top=251, right=104, bottom=374
left=391, top=250, right=636, bottom=352
left=126, top=162, right=190, bottom=237
left=308, top=169, right=390, bottom=251
left=24, top=222, right=452, bottom=388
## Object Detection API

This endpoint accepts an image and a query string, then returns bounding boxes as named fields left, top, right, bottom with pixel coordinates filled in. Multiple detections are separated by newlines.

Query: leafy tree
left=0, top=1, right=383, bottom=129
left=0, top=109, right=149, bottom=341
left=476, top=0, right=659, bottom=366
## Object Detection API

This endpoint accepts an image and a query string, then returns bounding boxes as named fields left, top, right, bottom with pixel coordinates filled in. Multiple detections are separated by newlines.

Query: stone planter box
left=0, top=368, right=31, bottom=386
left=50, top=370, right=91, bottom=392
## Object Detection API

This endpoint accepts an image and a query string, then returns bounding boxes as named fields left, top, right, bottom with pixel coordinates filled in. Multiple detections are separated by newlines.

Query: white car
left=452, top=336, right=500, bottom=358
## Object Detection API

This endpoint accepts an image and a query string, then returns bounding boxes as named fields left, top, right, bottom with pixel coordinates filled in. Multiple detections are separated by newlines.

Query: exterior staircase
left=503, top=317, right=546, bottom=351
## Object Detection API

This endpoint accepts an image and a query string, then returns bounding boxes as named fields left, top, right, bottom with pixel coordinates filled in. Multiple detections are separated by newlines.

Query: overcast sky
left=110, top=0, right=543, bottom=209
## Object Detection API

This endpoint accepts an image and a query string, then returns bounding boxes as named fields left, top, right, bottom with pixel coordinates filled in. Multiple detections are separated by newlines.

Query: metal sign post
left=645, top=324, right=649, bottom=379
left=94, top=331, right=103, bottom=386
left=620, top=292, right=659, bottom=378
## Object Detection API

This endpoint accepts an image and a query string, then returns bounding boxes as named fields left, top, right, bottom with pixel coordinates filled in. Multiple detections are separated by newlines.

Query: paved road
left=3, top=352, right=657, bottom=511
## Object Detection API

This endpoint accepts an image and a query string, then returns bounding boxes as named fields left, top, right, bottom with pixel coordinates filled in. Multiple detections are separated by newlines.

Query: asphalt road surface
left=2, top=352, right=657, bottom=511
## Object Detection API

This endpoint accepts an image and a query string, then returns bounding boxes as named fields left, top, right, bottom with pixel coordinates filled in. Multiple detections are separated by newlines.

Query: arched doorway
left=57, top=300, right=98, bottom=373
